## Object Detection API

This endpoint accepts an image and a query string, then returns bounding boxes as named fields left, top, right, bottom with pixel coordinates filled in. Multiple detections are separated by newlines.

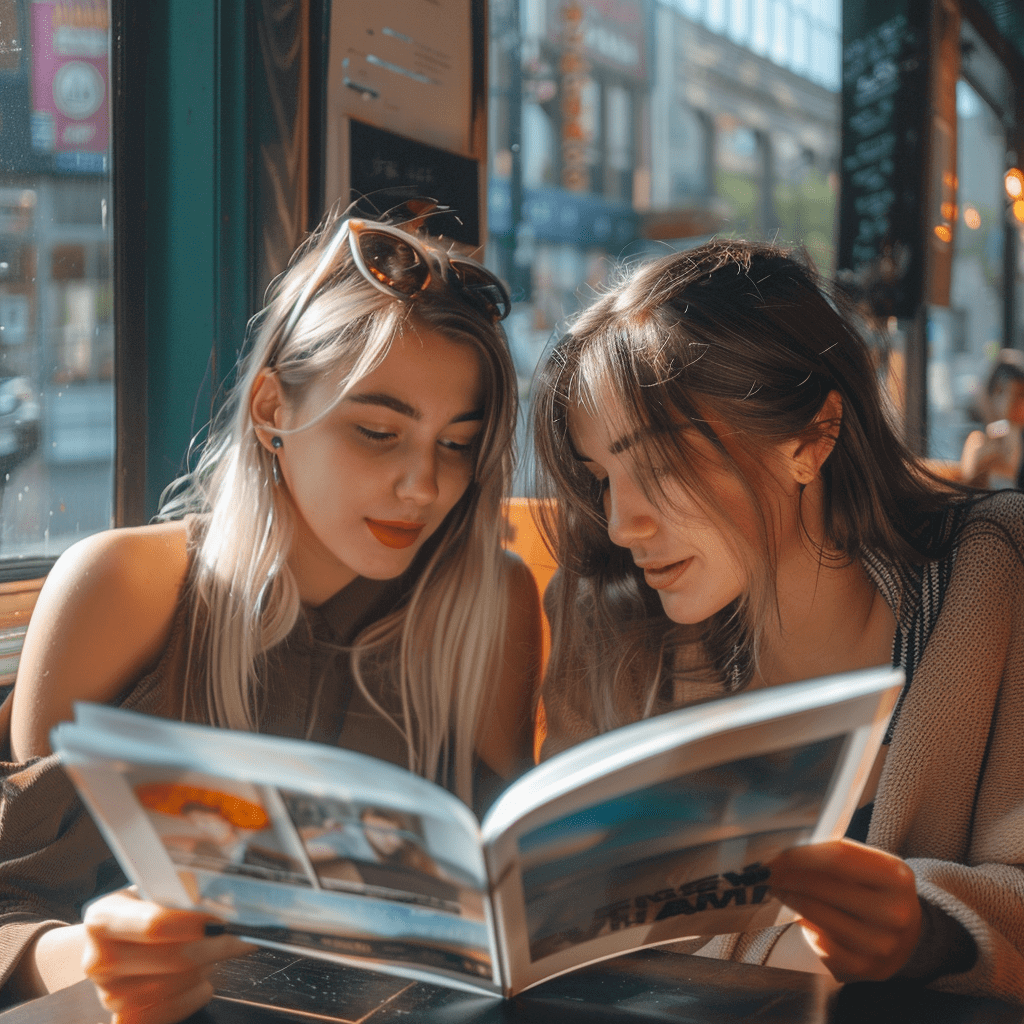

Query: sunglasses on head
left=348, top=220, right=511, bottom=321
left=273, top=219, right=511, bottom=361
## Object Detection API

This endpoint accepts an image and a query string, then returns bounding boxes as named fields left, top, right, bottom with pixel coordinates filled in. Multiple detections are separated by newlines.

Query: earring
left=266, top=436, right=284, bottom=483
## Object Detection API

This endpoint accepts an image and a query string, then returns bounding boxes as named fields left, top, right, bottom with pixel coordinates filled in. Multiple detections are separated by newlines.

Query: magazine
left=52, top=665, right=902, bottom=998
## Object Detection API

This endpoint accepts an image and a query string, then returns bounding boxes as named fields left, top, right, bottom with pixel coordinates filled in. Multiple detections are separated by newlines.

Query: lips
left=640, top=557, right=693, bottom=590
left=365, top=519, right=426, bottom=549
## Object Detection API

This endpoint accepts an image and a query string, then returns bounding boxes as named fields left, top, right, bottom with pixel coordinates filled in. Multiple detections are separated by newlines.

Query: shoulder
left=11, top=520, right=191, bottom=759
left=39, top=519, right=190, bottom=615
left=961, top=487, right=1024, bottom=522
left=501, top=549, right=542, bottom=611
left=921, top=494, right=1024, bottom=634
left=498, top=549, right=543, bottom=662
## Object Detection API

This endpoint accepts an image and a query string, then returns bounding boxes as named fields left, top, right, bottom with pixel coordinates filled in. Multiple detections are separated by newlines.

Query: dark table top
left=2, top=947, right=1021, bottom=1024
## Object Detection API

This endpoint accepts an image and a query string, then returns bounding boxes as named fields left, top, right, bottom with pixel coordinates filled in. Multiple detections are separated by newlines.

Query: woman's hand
left=82, top=889, right=256, bottom=1024
left=768, top=839, right=922, bottom=982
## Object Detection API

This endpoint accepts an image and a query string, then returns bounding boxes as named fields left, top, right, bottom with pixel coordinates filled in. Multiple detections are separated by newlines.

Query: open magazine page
left=53, top=707, right=504, bottom=997
left=481, top=666, right=903, bottom=995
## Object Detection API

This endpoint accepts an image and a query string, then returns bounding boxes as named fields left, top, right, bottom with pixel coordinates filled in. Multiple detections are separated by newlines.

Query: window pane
left=488, top=0, right=842, bottom=491
left=771, top=0, right=790, bottom=65
left=0, top=0, right=113, bottom=558
left=728, top=0, right=750, bottom=45
left=930, top=80, right=1007, bottom=460
left=752, top=0, right=771, bottom=54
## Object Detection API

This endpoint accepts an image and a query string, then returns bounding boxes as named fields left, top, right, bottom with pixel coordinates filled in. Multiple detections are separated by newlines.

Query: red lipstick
left=366, top=519, right=425, bottom=549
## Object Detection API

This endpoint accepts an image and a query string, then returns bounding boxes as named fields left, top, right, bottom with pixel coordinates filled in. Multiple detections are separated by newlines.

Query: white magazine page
left=55, top=706, right=503, bottom=996
left=480, top=666, right=902, bottom=995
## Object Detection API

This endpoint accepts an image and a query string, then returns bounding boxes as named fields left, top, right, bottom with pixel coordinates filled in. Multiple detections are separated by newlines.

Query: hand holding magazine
left=52, top=665, right=902, bottom=998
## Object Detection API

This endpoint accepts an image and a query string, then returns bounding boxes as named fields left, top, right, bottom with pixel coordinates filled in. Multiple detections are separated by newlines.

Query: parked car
left=0, top=376, right=40, bottom=484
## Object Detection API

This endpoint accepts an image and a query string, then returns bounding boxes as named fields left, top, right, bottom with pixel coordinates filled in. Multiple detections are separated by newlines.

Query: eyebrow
left=570, top=429, right=639, bottom=463
left=346, top=391, right=482, bottom=423
left=572, top=421, right=685, bottom=463
left=609, top=430, right=645, bottom=456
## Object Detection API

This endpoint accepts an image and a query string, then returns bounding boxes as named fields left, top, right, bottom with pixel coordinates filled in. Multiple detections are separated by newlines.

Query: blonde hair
left=161, top=214, right=517, bottom=804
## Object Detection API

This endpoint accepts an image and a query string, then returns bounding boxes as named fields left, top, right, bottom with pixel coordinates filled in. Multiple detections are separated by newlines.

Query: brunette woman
left=533, top=240, right=1024, bottom=1002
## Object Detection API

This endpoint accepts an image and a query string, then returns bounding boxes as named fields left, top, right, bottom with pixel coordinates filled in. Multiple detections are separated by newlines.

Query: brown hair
left=533, top=239, right=962, bottom=735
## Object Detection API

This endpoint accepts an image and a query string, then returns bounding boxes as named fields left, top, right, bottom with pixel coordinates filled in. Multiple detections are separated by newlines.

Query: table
left=1, top=948, right=1021, bottom=1024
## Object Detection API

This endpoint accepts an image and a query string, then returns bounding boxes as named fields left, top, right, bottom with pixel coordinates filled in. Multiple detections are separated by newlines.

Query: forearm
left=7, top=923, right=86, bottom=1001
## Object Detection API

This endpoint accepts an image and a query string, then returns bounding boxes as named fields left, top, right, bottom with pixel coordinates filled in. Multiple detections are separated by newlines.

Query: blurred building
left=489, top=0, right=842, bottom=389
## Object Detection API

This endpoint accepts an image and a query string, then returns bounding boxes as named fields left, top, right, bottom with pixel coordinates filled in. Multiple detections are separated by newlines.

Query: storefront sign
left=548, top=0, right=647, bottom=82
left=30, top=0, right=109, bottom=172
left=560, top=2, right=591, bottom=192
left=329, top=0, right=475, bottom=158
left=490, top=178, right=639, bottom=252
left=837, top=0, right=958, bottom=317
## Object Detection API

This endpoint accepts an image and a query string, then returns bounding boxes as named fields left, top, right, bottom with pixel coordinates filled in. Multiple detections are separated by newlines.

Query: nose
left=605, top=473, right=658, bottom=549
left=395, top=447, right=440, bottom=506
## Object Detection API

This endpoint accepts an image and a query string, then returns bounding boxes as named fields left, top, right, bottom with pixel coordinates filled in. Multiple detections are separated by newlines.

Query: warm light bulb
left=1006, top=168, right=1024, bottom=199
left=1013, top=199, right=1024, bottom=223
left=934, top=224, right=952, bottom=242
left=964, top=206, right=981, bottom=229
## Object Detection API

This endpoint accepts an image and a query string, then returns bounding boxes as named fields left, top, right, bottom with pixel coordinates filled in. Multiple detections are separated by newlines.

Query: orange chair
left=502, top=497, right=557, bottom=760
left=502, top=498, right=557, bottom=607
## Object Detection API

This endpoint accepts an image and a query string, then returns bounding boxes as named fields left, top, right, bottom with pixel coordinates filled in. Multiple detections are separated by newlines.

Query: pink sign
left=30, top=0, right=109, bottom=160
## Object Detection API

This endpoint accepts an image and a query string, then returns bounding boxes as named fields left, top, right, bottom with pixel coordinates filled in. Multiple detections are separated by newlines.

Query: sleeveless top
left=0, top=521, right=498, bottom=996
left=131, top=553, right=416, bottom=768
left=144, top=520, right=501, bottom=792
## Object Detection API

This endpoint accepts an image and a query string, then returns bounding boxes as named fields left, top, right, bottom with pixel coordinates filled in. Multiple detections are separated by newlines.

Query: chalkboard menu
left=348, top=120, right=481, bottom=247
left=837, top=0, right=931, bottom=319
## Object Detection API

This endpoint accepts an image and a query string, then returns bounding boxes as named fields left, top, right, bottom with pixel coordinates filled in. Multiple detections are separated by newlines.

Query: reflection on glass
left=0, top=0, right=113, bottom=558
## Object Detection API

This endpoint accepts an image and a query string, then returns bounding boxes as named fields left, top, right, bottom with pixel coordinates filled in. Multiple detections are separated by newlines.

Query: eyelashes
left=586, top=474, right=610, bottom=502
left=440, top=438, right=477, bottom=454
left=355, top=424, right=478, bottom=455
left=356, top=425, right=395, bottom=442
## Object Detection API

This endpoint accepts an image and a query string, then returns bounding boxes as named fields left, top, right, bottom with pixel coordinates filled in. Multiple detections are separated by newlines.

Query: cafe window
left=0, top=0, right=113, bottom=558
left=928, top=79, right=1012, bottom=459
left=489, top=0, right=842, bottom=479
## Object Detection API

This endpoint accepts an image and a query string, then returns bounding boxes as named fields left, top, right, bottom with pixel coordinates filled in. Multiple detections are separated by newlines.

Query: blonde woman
left=0, top=214, right=541, bottom=1022
left=533, top=240, right=1024, bottom=1002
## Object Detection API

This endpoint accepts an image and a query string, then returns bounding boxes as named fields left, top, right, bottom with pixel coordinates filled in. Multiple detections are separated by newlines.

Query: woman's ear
left=784, top=390, right=843, bottom=486
left=250, top=371, right=286, bottom=453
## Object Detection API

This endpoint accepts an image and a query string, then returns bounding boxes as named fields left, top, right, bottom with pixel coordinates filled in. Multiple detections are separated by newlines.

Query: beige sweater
left=541, top=491, right=1024, bottom=1004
